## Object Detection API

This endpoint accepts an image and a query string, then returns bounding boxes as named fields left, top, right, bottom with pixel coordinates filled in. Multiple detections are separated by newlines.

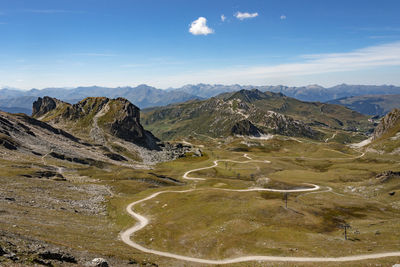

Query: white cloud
left=221, top=14, right=226, bottom=22
left=280, top=15, right=286, bottom=20
left=235, top=11, right=258, bottom=20
left=189, top=17, right=214, bottom=35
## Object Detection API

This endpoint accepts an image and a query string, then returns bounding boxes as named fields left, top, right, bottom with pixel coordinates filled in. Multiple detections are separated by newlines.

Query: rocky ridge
left=32, top=96, right=160, bottom=150
left=142, top=89, right=365, bottom=140
left=1, top=96, right=199, bottom=169
left=261, top=111, right=317, bottom=138
left=372, top=108, right=400, bottom=140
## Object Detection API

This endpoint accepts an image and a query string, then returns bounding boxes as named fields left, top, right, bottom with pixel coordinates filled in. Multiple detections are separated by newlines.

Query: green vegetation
left=142, top=89, right=373, bottom=141
left=1, top=129, right=400, bottom=266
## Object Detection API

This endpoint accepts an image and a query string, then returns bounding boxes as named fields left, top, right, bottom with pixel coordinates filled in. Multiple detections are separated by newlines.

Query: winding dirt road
left=120, top=154, right=400, bottom=264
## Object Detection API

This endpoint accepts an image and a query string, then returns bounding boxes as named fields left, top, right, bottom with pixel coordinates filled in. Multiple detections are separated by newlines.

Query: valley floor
left=1, top=135, right=400, bottom=266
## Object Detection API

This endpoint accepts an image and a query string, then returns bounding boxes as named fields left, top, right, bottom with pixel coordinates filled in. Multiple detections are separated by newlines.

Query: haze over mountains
left=1, top=84, right=399, bottom=116
left=327, top=95, right=400, bottom=117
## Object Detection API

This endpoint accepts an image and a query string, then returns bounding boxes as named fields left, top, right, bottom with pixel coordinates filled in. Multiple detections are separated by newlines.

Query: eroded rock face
left=231, top=120, right=261, bottom=137
left=32, top=96, right=62, bottom=117
left=32, top=96, right=160, bottom=150
left=263, top=111, right=317, bottom=138
left=376, top=170, right=400, bottom=183
left=109, top=98, right=146, bottom=143
left=373, top=108, right=400, bottom=140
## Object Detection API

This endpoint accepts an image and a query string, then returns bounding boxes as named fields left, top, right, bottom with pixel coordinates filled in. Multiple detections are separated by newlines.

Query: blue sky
left=1, top=0, right=400, bottom=89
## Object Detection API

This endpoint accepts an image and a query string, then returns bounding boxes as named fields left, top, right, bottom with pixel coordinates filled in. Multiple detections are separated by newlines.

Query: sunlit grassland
left=113, top=137, right=400, bottom=263
left=2, top=135, right=400, bottom=266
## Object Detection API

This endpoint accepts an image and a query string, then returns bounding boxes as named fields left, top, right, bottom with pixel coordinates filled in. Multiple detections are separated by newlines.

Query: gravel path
left=120, top=154, right=400, bottom=264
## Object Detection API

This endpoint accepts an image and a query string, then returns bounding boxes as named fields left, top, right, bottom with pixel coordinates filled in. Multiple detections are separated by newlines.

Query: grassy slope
left=2, top=135, right=400, bottom=266
left=142, top=90, right=371, bottom=141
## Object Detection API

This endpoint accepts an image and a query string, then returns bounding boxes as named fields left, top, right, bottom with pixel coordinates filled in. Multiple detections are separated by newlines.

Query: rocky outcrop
left=262, top=111, right=317, bottom=138
left=107, top=98, right=160, bottom=149
left=32, top=96, right=160, bottom=150
left=376, top=171, right=400, bottom=183
left=32, top=96, right=64, bottom=117
left=231, top=120, right=261, bottom=137
left=372, top=108, right=400, bottom=140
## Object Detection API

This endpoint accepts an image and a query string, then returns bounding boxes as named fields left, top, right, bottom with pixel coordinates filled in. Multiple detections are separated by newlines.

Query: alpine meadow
left=1, top=1, right=400, bottom=267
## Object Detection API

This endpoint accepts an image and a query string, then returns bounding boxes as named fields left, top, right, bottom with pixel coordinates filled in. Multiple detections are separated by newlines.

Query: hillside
left=366, top=109, right=400, bottom=154
left=32, top=96, right=161, bottom=149
left=0, top=101, right=202, bottom=266
left=327, top=94, right=400, bottom=116
left=142, top=89, right=371, bottom=141
left=28, top=96, right=198, bottom=165
left=0, top=110, right=135, bottom=168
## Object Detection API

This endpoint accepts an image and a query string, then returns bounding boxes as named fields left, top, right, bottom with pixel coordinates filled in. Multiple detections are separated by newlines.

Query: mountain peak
left=228, top=89, right=266, bottom=102
left=32, top=96, right=67, bottom=118
left=306, top=84, right=324, bottom=89
left=32, top=96, right=160, bottom=149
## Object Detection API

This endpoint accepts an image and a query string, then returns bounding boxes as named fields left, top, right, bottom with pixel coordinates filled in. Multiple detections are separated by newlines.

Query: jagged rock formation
left=20, top=96, right=201, bottom=164
left=376, top=171, right=400, bottom=183
left=32, top=96, right=160, bottom=150
left=32, top=96, right=64, bottom=118
left=262, top=111, right=317, bottom=138
left=142, top=89, right=369, bottom=140
left=231, top=120, right=261, bottom=136
left=372, top=108, right=400, bottom=140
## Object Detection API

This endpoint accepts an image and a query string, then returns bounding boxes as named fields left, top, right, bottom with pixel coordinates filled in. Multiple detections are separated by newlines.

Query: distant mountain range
left=168, top=83, right=400, bottom=102
left=1, top=83, right=399, bottom=116
left=0, top=85, right=200, bottom=114
left=327, top=94, right=400, bottom=116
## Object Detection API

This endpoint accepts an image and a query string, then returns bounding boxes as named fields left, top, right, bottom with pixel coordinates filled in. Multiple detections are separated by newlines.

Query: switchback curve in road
left=120, top=154, right=400, bottom=264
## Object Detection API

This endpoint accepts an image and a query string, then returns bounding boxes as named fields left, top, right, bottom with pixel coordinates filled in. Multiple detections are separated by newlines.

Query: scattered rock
left=38, top=250, right=77, bottom=263
left=32, top=171, right=65, bottom=180
left=90, top=257, right=109, bottom=267
left=376, top=171, right=400, bottom=183
left=104, top=152, right=127, bottom=161
left=32, top=258, right=53, bottom=266
left=0, top=246, right=6, bottom=256
left=4, top=252, right=18, bottom=261
left=128, top=259, right=138, bottom=264
left=192, top=148, right=203, bottom=157
left=0, top=137, right=18, bottom=150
